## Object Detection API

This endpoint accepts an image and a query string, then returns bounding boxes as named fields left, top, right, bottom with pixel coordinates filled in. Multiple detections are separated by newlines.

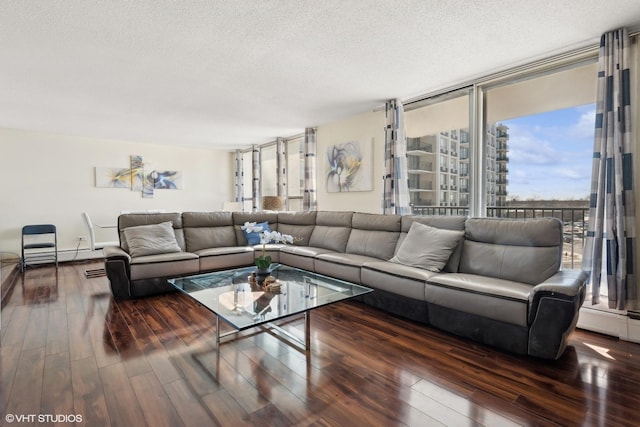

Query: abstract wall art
left=95, top=155, right=183, bottom=198
left=130, top=155, right=144, bottom=191
left=95, top=167, right=134, bottom=188
left=151, top=170, right=183, bottom=189
left=325, top=139, right=373, bottom=192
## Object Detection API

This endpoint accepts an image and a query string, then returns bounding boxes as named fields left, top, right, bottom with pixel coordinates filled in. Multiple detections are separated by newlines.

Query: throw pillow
left=242, top=221, right=271, bottom=245
left=390, top=222, right=464, bottom=272
left=123, top=221, right=182, bottom=257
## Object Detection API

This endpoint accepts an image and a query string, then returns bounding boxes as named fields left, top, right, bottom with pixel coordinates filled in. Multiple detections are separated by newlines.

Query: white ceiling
left=2, top=1, right=640, bottom=150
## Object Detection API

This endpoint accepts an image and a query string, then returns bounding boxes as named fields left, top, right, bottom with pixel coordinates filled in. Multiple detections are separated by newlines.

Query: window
left=241, top=149, right=253, bottom=211
left=403, top=55, right=597, bottom=265
left=405, top=90, right=471, bottom=215
left=286, top=136, right=304, bottom=211
left=484, top=61, right=597, bottom=268
left=260, top=144, right=277, bottom=199
left=236, top=136, right=305, bottom=212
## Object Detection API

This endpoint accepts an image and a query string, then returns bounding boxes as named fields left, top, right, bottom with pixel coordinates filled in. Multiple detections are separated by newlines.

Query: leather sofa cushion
left=465, top=217, right=563, bottom=246
left=314, top=253, right=378, bottom=283
left=315, top=211, right=353, bottom=227
left=277, top=211, right=317, bottom=225
left=361, top=261, right=435, bottom=301
left=309, top=226, right=351, bottom=252
left=426, top=273, right=532, bottom=326
left=195, top=246, right=255, bottom=272
left=460, top=241, right=561, bottom=286
left=460, top=218, right=563, bottom=285
left=352, top=212, right=400, bottom=231
left=316, top=252, right=380, bottom=268
left=183, top=211, right=233, bottom=227
left=278, top=224, right=315, bottom=246
left=276, top=211, right=317, bottom=246
left=184, top=226, right=237, bottom=252
left=130, top=252, right=199, bottom=281
left=181, top=212, right=238, bottom=251
left=346, top=229, right=399, bottom=260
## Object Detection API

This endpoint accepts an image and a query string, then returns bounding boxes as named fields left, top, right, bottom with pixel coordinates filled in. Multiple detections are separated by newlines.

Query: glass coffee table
left=169, top=264, right=373, bottom=352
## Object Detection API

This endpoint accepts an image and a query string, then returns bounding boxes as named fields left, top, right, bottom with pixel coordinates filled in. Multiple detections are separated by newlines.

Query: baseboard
left=577, top=306, right=640, bottom=344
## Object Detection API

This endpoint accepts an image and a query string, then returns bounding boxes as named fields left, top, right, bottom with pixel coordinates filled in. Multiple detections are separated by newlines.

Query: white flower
left=241, top=221, right=264, bottom=233
left=258, top=230, right=294, bottom=245
left=259, top=230, right=273, bottom=245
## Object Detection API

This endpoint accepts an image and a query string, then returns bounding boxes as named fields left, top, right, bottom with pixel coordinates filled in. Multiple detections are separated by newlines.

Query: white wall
left=0, top=128, right=231, bottom=258
left=316, top=110, right=386, bottom=213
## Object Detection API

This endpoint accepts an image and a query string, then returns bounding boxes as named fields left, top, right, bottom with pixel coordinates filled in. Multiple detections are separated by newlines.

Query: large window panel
left=241, top=149, right=253, bottom=211
left=261, top=144, right=277, bottom=199
left=405, top=90, right=471, bottom=216
left=483, top=60, right=597, bottom=269
left=286, top=136, right=304, bottom=212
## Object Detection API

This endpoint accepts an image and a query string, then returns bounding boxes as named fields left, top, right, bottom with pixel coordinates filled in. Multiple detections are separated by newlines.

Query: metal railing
left=411, top=205, right=589, bottom=269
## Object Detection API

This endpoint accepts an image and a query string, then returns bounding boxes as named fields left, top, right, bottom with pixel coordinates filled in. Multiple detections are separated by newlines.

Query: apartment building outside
left=407, top=123, right=509, bottom=210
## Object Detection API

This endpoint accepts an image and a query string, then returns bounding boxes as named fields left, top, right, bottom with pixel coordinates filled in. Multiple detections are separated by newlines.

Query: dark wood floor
left=2, top=261, right=640, bottom=426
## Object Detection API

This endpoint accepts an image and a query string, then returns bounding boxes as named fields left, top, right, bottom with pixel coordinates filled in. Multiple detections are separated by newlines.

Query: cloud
left=508, top=133, right=559, bottom=165
left=553, top=167, right=586, bottom=180
left=567, top=108, right=596, bottom=140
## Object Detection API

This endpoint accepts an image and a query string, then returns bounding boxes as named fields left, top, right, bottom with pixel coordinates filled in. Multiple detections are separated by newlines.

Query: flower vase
left=255, top=267, right=272, bottom=285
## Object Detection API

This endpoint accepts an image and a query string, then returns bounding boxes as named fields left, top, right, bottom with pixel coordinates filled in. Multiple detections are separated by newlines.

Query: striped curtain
left=251, top=145, right=261, bottom=212
left=383, top=99, right=411, bottom=215
left=233, top=149, right=243, bottom=203
left=276, top=137, right=287, bottom=200
left=303, top=127, right=317, bottom=211
left=583, top=28, right=636, bottom=310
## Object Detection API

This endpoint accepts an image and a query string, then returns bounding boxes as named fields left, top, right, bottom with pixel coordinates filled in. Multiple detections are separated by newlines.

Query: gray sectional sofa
left=103, top=210, right=587, bottom=360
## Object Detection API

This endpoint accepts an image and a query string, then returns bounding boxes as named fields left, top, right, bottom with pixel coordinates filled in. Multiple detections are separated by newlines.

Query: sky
left=501, top=103, right=595, bottom=200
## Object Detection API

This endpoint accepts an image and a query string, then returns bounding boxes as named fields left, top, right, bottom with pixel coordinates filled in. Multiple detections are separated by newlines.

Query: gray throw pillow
left=390, top=222, right=464, bottom=272
left=123, top=221, right=182, bottom=257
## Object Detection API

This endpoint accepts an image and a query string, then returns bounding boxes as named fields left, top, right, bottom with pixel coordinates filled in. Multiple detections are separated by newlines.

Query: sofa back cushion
left=276, top=211, right=317, bottom=246
left=309, top=211, right=353, bottom=252
left=346, top=213, right=401, bottom=260
left=459, top=217, right=563, bottom=285
left=396, top=215, right=467, bottom=272
left=182, top=212, right=237, bottom=252
left=119, top=213, right=185, bottom=252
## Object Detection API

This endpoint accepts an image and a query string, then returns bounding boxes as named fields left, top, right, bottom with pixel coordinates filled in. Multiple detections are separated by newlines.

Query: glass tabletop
left=168, top=264, right=373, bottom=330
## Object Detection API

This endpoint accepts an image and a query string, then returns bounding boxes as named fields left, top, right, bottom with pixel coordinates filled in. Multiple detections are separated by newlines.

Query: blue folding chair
left=21, top=224, right=58, bottom=272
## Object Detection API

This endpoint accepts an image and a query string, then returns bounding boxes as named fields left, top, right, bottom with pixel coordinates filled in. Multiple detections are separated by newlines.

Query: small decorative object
left=255, top=267, right=272, bottom=286
left=241, top=222, right=297, bottom=284
left=262, top=275, right=283, bottom=293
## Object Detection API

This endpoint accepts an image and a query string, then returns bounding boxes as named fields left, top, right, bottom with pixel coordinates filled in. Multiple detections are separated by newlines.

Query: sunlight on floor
left=583, top=343, right=615, bottom=360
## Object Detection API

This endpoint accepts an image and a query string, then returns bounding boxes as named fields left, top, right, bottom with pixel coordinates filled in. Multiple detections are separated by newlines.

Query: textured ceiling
left=2, top=1, right=640, bottom=150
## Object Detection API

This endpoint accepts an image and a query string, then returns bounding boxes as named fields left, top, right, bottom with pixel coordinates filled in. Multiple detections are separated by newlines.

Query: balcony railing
left=410, top=205, right=589, bottom=269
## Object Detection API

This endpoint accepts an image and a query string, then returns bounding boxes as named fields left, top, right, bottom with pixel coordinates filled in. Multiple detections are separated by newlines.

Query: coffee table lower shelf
left=216, top=311, right=311, bottom=352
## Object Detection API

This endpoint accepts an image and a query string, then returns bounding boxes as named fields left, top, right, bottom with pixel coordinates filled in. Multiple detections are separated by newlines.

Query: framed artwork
left=95, top=155, right=183, bottom=198
left=325, top=139, right=373, bottom=192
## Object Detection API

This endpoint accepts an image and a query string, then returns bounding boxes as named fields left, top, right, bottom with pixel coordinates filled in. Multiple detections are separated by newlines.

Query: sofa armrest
left=104, top=246, right=133, bottom=298
left=531, top=269, right=588, bottom=299
left=103, top=245, right=131, bottom=262
left=527, top=269, right=588, bottom=359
